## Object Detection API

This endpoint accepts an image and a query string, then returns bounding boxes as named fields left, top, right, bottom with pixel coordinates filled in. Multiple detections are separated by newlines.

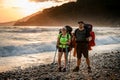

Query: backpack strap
left=59, top=33, right=69, bottom=40
left=67, top=33, right=69, bottom=40
left=59, top=33, right=62, bottom=39
left=74, top=28, right=79, bottom=37
left=74, top=28, right=90, bottom=38
left=85, top=28, right=90, bottom=38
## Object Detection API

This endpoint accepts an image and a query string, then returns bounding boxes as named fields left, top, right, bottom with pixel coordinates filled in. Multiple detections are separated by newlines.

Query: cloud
left=29, top=0, right=48, bottom=2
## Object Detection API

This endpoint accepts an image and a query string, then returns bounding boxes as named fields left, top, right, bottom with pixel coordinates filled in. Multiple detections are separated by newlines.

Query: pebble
left=0, top=51, right=120, bottom=80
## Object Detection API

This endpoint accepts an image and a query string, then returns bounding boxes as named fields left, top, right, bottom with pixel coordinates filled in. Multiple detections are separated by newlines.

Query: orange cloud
left=29, top=0, right=76, bottom=3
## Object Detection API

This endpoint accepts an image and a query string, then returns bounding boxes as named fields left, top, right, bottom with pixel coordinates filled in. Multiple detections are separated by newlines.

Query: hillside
left=0, top=21, right=15, bottom=26
left=14, top=0, right=120, bottom=26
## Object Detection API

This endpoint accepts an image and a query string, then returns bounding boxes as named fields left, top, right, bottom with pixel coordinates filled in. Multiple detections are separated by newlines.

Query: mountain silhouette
left=14, top=0, right=120, bottom=26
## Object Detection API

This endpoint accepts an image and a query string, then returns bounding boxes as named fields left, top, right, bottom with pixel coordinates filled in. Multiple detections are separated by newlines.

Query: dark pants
left=76, top=42, right=88, bottom=59
left=58, top=47, right=70, bottom=53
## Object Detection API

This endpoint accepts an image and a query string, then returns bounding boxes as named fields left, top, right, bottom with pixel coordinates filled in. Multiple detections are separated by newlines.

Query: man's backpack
left=84, top=24, right=93, bottom=33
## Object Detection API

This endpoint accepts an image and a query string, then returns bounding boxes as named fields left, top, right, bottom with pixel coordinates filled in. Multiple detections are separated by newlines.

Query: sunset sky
left=0, top=0, right=76, bottom=23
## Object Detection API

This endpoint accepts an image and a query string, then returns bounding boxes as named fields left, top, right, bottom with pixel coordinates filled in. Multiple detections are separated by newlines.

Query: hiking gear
left=88, top=31, right=95, bottom=50
left=89, top=31, right=95, bottom=46
left=59, top=25, right=73, bottom=50
left=84, top=24, right=93, bottom=33
left=65, top=45, right=69, bottom=72
left=51, top=48, right=57, bottom=65
left=84, top=24, right=95, bottom=50
left=58, top=33, right=71, bottom=48
left=62, top=68, right=66, bottom=72
left=59, top=25, right=72, bottom=35
left=73, top=66, right=79, bottom=72
left=88, top=66, right=91, bottom=69
left=65, top=25, right=73, bottom=49
left=65, top=25, right=73, bottom=34
left=59, top=33, right=69, bottom=40
left=74, top=24, right=91, bottom=38
left=68, top=50, right=71, bottom=71
left=58, top=67, right=62, bottom=72
left=66, top=45, right=69, bottom=63
left=88, top=66, right=92, bottom=73
left=74, top=28, right=90, bottom=41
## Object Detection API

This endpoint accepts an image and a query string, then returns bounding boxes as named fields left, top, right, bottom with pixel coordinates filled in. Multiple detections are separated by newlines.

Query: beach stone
left=1, top=51, right=120, bottom=80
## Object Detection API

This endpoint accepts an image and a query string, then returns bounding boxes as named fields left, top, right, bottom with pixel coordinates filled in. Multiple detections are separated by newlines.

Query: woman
left=56, top=27, right=71, bottom=72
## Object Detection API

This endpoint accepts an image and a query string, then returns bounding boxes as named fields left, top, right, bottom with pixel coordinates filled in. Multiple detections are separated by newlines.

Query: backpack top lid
left=65, top=25, right=73, bottom=34
left=78, top=21, right=93, bottom=32
left=84, top=24, right=93, bottom=32
left=59, top=25, right=72, bottom=34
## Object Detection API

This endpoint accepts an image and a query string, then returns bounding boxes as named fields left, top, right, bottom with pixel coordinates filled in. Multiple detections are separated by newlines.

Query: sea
left=0, top=26, right=120, bottom=72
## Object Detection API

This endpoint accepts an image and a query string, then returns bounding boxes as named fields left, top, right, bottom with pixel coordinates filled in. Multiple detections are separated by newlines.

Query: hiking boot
left=62, top=68, right=66, bottom=72
left=88, top=67, right=92, bottom=73
left=58, top=67, right=62, bottom=72
left=73, top=66, right=79, bottom=72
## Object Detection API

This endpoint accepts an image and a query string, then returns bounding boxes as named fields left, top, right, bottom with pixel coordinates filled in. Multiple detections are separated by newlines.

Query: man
left=73, top=21, right=91, bottom=72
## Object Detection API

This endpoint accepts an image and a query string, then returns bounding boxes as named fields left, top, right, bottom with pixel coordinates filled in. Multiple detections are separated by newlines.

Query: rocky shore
left=0, top=50, right=120, bottom=80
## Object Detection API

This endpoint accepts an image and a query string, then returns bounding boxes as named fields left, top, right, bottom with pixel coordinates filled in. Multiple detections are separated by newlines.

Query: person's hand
left=86, top=37, right=92, bottom=41
left=66, top=42, right=70, bottom=45
left=89, top=37, right=92, bottom=41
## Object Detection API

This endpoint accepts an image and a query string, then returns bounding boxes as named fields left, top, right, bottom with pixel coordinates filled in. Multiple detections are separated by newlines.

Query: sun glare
left=3, top=0, right=62, bottom=17
left=3, top=0, right=42, bottom=16
left=11, top=0, right=42, bottom=16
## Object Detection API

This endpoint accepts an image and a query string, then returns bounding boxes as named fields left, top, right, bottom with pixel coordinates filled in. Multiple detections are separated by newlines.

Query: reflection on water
left=0, top=52, right=55, bottom=72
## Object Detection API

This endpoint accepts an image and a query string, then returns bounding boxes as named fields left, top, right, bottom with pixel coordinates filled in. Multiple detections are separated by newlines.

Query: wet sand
left=0, top=52, right=55, bottom=73
left=0, top=50, right=120, bottom=80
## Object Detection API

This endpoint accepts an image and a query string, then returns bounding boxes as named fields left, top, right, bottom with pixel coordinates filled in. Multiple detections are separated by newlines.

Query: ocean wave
left=96, top=35, right=120, bottom=46
left=0, top=42, right=56, bottom=57
left=0, top=27, right=58, bottom=33
left=0, top=26, right=120, bottom=57
left=0, top=35, right=120, bottom=57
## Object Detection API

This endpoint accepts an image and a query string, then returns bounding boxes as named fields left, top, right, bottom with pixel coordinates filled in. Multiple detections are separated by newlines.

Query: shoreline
left=0, top=52, right=55, bottom=73
left=0, top=50, right=120, bottom=80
